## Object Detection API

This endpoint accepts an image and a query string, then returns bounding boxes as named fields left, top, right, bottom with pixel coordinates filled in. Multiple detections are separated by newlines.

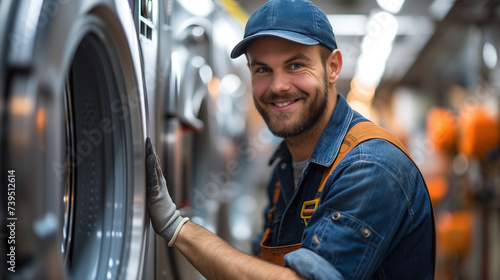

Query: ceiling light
left=376, top=0, right=405, bottom=14
left=178, top=0, right=214, bottom=16
left=364, top=11, right=398, bottom=44
left=328, top=15, right=367, bottom=36
left=483, top=42, right=498, bottom=70
left=429, top=0, right=456, bottom=20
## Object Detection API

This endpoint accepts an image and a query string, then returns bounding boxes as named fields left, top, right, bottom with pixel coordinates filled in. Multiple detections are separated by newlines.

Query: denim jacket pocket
left=311, top=208, right=383, bottom=280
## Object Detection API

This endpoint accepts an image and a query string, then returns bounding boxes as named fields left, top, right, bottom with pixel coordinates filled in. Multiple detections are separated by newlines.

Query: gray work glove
left=146, top=137, right=188, bottom=246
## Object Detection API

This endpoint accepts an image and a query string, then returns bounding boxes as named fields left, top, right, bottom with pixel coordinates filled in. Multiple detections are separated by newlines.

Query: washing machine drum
left=1, top=0, right=149, bottom=279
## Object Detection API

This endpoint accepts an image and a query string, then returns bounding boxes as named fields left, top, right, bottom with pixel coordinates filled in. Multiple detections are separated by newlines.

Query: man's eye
left=290, top=63, right=302, bottom=69
left=257, top=67, right=269, bottom=73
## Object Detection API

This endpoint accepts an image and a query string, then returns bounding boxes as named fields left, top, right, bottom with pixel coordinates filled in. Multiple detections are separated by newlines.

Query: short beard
left=254, top=72, right=329, bottom=138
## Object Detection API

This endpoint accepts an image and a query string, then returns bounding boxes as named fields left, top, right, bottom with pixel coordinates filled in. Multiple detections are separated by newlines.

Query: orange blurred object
left=437, top=211, right=473, bottom=257
left=425, top=175, right=448, bottom=205
left=427, top=108, right=458, bottom=153
left=36, top=107, right=46, bottom=151
left=458, top=106, right=500, bottom=159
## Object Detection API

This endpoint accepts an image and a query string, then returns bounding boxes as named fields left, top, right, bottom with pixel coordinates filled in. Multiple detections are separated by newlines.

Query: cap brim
left=230, top=30, right=320, bottom=59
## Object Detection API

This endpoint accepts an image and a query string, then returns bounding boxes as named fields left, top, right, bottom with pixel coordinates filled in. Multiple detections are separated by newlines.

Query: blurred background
left=1, top=0, right=499, bottom=279
left=223, top=1, right=500, bottom=280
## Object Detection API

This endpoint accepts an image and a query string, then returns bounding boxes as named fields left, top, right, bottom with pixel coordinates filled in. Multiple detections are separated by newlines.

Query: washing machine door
left=1, top=0, right=150, bottom=279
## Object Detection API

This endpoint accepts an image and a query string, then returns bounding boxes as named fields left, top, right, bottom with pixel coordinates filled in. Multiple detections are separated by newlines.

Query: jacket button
left=332, top=212, right=341, bottom=220
left=280, top=163, right=287, bottom=169
left=363, top=228, right=370, bottom=238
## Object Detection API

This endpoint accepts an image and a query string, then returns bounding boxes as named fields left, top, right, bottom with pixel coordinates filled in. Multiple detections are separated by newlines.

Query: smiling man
left=246, top=36, right=336, bottom=161
left=146, top=0, right=435, bottom=279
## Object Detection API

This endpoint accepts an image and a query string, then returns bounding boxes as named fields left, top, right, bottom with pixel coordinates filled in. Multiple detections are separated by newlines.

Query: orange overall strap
left=303, top=121, right=436, bottom=278
left=259, top=121, right=434, bottom=267
left=258, top=181, right=303, bottom=266
left=300, top=121, right=413, bottom=224
left=259, top=182, right=282, bottom=250
left=318, top=121, right=413, bottom=196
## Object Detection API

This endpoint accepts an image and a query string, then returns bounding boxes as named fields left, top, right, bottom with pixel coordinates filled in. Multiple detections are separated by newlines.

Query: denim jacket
left=253, top=94, right=435, bottom=280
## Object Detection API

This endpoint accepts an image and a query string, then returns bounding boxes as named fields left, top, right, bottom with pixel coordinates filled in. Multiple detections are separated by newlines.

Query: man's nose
left=269, top=71, right=291, bottom=93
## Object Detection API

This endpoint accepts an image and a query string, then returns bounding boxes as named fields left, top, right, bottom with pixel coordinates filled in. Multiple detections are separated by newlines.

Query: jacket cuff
left=284, top=248, right=344, bottom=280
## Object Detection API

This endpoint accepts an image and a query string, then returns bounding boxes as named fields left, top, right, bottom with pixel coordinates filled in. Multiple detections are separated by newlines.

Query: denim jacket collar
left=268, top=93, right=354, bottom=168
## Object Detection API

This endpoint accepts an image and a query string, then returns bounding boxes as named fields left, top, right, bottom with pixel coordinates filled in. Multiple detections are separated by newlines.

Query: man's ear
left=327, top=49, right=343, bottom=84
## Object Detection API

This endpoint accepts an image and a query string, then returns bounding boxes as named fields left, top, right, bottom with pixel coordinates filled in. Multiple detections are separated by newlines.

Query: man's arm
left=174, top=221, right=306, bottom=280
left=145, top=138, right=306, bottom=280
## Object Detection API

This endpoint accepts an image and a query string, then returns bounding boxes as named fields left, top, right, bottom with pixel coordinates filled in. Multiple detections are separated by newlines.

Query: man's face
left=247, top=37, right=329, bottom=138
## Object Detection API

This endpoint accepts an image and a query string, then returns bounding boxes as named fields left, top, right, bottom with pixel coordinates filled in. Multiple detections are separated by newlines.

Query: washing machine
left=143, top=1, right=250, bottom=279
left=128, top=0, right=188, bottom=278
left=0, top=0, right=151, bottom=279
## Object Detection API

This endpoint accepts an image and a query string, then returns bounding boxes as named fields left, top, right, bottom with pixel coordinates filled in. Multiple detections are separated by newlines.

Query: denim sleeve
left=293, top=154, right=413, bottom=280
left=284, top=248, right=345, bottom=280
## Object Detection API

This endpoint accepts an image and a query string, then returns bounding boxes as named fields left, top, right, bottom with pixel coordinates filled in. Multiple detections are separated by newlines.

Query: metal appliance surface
left=1, top=0, right=150, bottom=278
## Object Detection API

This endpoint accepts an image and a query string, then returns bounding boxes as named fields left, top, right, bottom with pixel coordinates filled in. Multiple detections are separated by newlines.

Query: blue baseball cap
left=230, top=0, right=337, bottom=59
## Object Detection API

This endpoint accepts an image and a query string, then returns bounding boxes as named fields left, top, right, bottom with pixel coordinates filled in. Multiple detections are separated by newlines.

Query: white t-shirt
left=292, top=159, right=308, bottom=188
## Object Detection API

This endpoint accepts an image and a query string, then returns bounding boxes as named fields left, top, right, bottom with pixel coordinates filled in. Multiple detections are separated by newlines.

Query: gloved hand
left=146, top=137, right=189, bottom=246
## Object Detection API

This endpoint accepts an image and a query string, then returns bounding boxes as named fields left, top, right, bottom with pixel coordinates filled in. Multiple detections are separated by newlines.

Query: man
left=146, top=0, right=435, bottom=279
